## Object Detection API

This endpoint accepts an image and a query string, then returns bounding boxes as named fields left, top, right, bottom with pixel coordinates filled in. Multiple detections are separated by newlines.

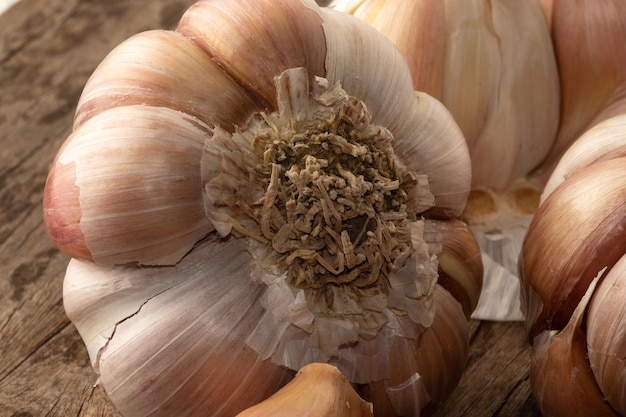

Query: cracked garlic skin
left=43, top=1, right=482, bottom=416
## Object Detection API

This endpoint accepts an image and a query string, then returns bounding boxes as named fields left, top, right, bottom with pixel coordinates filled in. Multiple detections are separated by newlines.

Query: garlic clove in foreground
left=530, top=274, right=619, bottom=417
left=235, top=363, right=374, bottom=417
left=587, top=254, right=626, bottom=415
left=519, top=157, right=626, bottom=338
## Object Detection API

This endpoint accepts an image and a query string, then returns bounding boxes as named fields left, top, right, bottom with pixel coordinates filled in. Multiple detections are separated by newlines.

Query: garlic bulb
left=44, top=0, right=482, bottom=416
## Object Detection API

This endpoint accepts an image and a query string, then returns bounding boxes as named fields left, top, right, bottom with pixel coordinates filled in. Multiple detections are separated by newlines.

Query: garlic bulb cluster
left=518, top=1, right=626, bottom=414
left=329, top=0, right=560, bottom=320
left=43, top=0, right=483, bottom=416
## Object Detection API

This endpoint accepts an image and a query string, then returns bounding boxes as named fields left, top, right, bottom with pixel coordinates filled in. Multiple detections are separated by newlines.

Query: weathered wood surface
left=0, top=1, right=543, bottom=416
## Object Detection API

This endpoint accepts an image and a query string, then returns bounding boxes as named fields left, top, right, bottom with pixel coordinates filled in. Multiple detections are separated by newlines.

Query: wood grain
left=0, top=1, right=542, bottom=416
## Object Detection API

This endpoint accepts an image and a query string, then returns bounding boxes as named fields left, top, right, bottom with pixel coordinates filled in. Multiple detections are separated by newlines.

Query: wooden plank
left=0, top=1, right=543, bottom=416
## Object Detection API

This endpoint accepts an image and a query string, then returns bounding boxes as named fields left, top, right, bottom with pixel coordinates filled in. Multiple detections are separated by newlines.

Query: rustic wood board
left=0, top=1, right=543, bottom=416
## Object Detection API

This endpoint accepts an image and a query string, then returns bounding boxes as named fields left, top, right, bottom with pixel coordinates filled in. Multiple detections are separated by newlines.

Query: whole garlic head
left=43, top=1, right=482, bottom=416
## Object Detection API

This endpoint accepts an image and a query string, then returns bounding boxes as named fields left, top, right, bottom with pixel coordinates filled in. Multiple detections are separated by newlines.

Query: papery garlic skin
left=542, top=111, right=626, bottom=202
left=44, top=0, right=481, bottom=416
left=73, top=30, right=263, bottom=130
left=44, top=105, right=214, bottom=266
left=530, top=274, right=619, bottom=417
left=520, top=157, right=626, bottom=337
left=588, top=255, right=626, bottom=415
left=64, top=236, right=295, bottom=417
left=539, top=0, right=626, bottom=167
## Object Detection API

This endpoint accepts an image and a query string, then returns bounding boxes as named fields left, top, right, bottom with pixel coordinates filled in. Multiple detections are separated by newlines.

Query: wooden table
left=0, top=1, right=543, bottom=416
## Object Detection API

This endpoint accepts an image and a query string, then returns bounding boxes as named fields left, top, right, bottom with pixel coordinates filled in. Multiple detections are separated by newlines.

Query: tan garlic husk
left=536, top=0, right=626, bottom=173
left=530, top=274, right=619, bottom=417
left=519, top=156, right=626, bottom=338
left=330, top=0, right=560, bottom=321
left=235, top=363, right=374, bottom=417
left=44, top=0, right=481, bottom=416
left=587, top=255, right=626, bottom=415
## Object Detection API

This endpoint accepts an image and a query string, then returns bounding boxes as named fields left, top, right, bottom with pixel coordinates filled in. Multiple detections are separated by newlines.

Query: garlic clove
left=176, top=0, right=328, bottom=111
left=64, top=236, right=294, bottom=417
left=519, top=157, right=626, bottom=338
left=452, top=0, right=558, bottom=190
left=427, top=218, right=483, bottom=318
left=330, top=0, right=447, bottom=99
left=74, top=30, right=263, bottom=130
left=530, top=274, right=619, bottom=417
left=542, top=110, right=626, bottom=202
left=235, top=363, right=374, bottom=417
left=391, top=91, right=471, bottom=218
left=409, top=284, right=470, bottom=413
left=44, top=105, right=213, bottom=266
left=587, top=254, right=626, bottom=415
left=541, top=0, right=626, bottom=165
left=319, top=6, right=419, bottom=138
